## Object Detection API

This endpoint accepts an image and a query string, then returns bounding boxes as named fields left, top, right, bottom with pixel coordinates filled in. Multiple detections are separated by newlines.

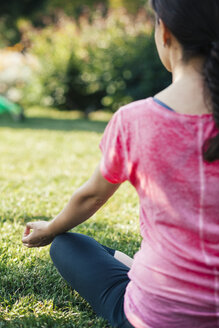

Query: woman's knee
left=50, top=233, right=71, bottom=262
left=50, top=232, right=87, bottom=263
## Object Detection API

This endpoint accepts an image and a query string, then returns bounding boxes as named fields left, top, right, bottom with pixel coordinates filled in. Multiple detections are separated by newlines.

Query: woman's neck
left=172, top=56, right=205, bottom=83
left=155, top=56, right=211, bottom=115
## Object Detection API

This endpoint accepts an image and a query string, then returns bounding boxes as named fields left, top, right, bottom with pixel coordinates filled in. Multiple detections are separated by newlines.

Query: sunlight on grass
left=0, top=108, right=140, bottom=327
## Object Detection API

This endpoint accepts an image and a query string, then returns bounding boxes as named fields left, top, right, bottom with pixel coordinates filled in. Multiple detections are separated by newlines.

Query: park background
left=0, top=1, right=170, bottom=327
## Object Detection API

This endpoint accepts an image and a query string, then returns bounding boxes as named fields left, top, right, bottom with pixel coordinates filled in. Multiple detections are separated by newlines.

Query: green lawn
left=0, top=108, right=140, bottom=328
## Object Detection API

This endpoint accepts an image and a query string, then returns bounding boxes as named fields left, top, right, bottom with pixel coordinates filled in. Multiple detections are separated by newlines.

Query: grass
left=0, top=108, right=140, bottom=328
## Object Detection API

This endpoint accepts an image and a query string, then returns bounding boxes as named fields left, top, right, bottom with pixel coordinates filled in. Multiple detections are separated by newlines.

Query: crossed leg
left=50, top=232, right=134, bottom=328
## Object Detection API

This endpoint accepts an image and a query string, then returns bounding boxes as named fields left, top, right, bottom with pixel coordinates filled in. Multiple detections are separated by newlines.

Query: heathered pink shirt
left=99, top=97, right=219, bottom=328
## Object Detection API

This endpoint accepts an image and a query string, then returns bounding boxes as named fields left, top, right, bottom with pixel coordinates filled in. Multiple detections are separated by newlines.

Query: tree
left=0, top=0, right=47, bottom=17
left=0, top=0, right=48, bottom=45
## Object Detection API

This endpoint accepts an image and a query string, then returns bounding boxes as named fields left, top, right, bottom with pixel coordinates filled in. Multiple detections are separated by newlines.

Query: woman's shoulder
left=118, top=94, right=213, bottom=123
left=120, top=97, right=153, bottom=113
left=117, top=97, right=155, bottom=121
left=118, top=97, right=179, bottom=124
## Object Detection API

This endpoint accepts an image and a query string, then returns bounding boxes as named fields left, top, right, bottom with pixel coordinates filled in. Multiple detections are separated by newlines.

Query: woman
left=22, top=1, right=219, bottom=327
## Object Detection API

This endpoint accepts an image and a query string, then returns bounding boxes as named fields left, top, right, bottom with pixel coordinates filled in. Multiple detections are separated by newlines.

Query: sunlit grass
left=0, top=108, right=140, bottom=328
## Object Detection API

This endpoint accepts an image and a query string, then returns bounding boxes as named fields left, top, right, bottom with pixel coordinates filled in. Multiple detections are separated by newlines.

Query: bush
left=22, top=10, right=171, bottom=112
left=22, top=19, right=79, bottom=107
left=72, top=12, right=171, bottom=111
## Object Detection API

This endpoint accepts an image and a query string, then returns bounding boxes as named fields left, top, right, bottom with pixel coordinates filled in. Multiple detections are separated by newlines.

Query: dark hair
left=151, top=0, right=219, bottom=162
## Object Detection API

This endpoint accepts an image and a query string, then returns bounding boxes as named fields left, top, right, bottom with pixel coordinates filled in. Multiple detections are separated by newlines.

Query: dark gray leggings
left=50, top=232, right=134, bottom=328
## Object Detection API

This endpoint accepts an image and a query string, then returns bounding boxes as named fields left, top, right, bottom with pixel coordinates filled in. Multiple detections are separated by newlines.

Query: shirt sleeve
left=99, top=109, right=128, bottom=184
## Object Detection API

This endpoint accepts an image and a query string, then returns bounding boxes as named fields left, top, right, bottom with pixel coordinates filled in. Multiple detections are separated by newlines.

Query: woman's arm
left=22, top=164, right=120, bottom=248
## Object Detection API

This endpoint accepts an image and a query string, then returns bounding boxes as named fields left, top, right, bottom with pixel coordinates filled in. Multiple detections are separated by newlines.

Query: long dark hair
left=151, top=0, right=219, bottom=162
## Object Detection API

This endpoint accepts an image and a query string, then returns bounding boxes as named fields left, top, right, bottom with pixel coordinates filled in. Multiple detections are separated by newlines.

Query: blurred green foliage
left=0, top=0, right=171, bottom=112
left=46, top=0, right=149, bottom=16
left=22, top=12, right=170, bottom=112
left=0, top=0, right=148, bottom=46
left=0, top=0, right=47, bottom=46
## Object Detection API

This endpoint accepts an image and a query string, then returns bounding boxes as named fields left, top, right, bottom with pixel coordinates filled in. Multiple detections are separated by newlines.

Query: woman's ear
left=159, top=18, right=172, bottom=47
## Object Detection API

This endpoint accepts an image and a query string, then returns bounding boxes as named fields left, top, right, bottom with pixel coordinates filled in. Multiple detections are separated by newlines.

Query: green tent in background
left=0, top=95, right=25, bottom=121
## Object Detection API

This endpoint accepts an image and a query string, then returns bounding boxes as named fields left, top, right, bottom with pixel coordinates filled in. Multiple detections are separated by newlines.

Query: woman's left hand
left=22, top=221, right=54, bottom=248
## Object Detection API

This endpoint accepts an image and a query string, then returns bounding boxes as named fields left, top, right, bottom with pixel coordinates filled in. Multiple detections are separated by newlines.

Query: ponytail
left=203, top=41, right=219, bottom=162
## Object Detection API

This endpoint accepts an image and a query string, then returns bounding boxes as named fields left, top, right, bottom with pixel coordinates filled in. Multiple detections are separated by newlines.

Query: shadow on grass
left=0, top=315, right=79, bottom=328
left=0, top=256, right=109, bottom=327
left=0, top=220, right=138, bottom=328
left=0, top=115, right=108, bottom=133
left=0, top=313, right=109, bottom=328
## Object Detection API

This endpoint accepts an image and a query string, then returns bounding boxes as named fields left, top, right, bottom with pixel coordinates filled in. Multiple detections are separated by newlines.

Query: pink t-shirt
left=99, top=97, right=219, bottom=328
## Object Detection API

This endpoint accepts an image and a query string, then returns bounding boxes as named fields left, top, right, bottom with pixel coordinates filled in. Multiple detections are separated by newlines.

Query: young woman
left=22, top=0, right=219, bottom=327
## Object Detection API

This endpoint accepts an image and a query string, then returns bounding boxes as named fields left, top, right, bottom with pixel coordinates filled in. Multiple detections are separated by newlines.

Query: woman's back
left=100, top=97, right=219, bottom=327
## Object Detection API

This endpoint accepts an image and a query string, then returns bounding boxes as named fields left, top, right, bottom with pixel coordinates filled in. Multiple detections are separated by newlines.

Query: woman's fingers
left=26, top=222, right=35, bottom=229
left=23, top=242, right=42, bottom=248
left=22, top=223, right=37, bottom=245
left=22, top=222, right=35, bottom=238
left=23, top=226, right=30, bottom=237
left=22, top=232, right=33, bottom=244
left=23, top=238, right=52, bottom=248
left=22, top=221, right=54, bottom=248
